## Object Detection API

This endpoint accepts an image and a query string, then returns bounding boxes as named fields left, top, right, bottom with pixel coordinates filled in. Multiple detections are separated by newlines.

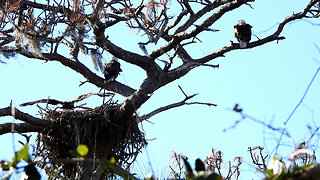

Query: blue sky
left=1, top=0, right=320, bottom=179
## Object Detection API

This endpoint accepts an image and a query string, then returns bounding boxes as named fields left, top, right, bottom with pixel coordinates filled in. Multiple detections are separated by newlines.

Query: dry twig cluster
left=33, top=100, right=146, bottom=178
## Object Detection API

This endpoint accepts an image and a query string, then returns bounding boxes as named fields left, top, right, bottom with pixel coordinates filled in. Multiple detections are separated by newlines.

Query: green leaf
left=182, top=157, right=194, bottom=179
left=264, top=169, right=274, bottom=177
left=292, top=162, right=315, bottom=172
left=104, top=156, right=116, bottom=165
left=191, top=171, right=221, bottom=180
left=182, top=157, right=193, bottom=173
left=263, top=168, right=287, bottom=180
left=11, top=144, right=29, bottom=167
left=278, top=171, right=287, bottom=180
left=76, top=144, right=89, bottom=157
left=206, top=172, right=221, bottom=180
left=69, top=149, right=80, bottom=157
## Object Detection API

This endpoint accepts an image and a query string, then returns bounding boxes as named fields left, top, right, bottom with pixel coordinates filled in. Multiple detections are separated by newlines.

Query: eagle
left=104, top=60, right=122, bottom=83
left=234, top=20, right=252, bottom=48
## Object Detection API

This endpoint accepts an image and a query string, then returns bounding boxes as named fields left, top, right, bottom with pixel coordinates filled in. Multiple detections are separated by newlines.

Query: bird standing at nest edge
left=234, top=20, right=252, bottom=48
left=104, top=60, right=122, bottom=83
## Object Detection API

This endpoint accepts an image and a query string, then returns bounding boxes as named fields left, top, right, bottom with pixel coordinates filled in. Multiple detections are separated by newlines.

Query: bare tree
left=0, top=0, right=319, bottom=178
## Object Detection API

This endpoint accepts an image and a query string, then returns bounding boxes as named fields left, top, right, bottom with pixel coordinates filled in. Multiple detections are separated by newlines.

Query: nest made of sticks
left=34, top=101, right=147, bottom=178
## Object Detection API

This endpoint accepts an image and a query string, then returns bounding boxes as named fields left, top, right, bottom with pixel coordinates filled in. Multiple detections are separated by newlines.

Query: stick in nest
left=20, top=92, right=114, bottom=110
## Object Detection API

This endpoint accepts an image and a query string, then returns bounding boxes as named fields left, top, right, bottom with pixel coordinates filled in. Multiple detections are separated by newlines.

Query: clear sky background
left=1, top=0, right=320, bottom=179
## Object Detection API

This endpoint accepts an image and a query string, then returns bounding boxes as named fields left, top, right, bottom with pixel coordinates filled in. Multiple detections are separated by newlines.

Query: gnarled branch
left=160, top=0, right=319, bottom=87
left=0, top=47, right=136, bottom=97
left=0, top=106, right=50, bottom=127
left=0, top=122, right=42, bottom=135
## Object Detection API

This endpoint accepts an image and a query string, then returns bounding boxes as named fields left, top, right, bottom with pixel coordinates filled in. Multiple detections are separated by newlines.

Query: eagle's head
left=237, top=20, right=247, bottom=25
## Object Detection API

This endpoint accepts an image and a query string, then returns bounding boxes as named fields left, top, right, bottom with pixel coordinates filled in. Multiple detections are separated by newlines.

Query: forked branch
left=140, top=85, right=216, bottom=121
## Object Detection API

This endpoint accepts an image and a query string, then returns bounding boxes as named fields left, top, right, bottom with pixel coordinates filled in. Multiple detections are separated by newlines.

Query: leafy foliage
left=11, top=144, right=29, bottom=167
left=0, top=143, right=40, bottom=180
left=76, top=144, right=89, bottom=157
left=182, top=157, right=222, bottom=180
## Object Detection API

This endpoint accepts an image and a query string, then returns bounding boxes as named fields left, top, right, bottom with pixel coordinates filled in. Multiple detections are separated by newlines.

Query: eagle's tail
left=239, top=41, right=247, bottom=48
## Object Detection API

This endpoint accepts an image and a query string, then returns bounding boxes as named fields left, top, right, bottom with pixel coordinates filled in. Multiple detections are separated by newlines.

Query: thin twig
left=272, top=66, right=320, bottom=155
left=140, top=85, right=216, bottom=121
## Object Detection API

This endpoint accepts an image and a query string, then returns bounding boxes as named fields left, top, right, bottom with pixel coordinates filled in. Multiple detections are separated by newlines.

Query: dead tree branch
left=0, top=106, right=51, bottom=127
left=140, top=85, right=216, bottom=121
left=248, top=146, right=268, bottom=170
left=272, top=66, right=320, bottom=155
left=159, top=0, right=319, bottom=87
left=0, top=0, right=318, bottom=162
left=149, top=0, right=255, bottom=59
left=0, top=122, right=42, bottom=135
left=0, top=0, right=319, bottom=178
left=140, top=94, right=197, bottom=121
left=0, top=47, right=136, bottom=97
left=20, top=92, right=113, bottom=109
left=0, top=0, right=318, bottom=121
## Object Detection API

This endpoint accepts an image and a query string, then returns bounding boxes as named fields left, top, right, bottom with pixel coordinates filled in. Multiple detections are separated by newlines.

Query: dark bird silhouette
left=104, top=60, right=122, bottom=83
left=233, top=103, right=243, bottom=113
left=20, top=93, right=110, bottom=110
left=234, top=20, right=252, bottom=48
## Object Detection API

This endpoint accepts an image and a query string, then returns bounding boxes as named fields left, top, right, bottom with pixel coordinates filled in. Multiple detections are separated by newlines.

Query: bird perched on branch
left=233, top=103, right=243, bottom=113
left=234, top=20, right=252, bottom=48
left=104, top=60, right=122, bottom=83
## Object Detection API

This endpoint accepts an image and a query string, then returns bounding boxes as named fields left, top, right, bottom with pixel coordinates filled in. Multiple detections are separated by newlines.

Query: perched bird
left=234, top=20, right=252, bottom=48
left=104, top=60, right=122, bottom=83
left=233, top=103, right=243, bottom=113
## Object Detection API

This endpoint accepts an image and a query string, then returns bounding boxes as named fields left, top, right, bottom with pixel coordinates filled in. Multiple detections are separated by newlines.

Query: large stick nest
left=34, top=100, right=146, bottom=178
